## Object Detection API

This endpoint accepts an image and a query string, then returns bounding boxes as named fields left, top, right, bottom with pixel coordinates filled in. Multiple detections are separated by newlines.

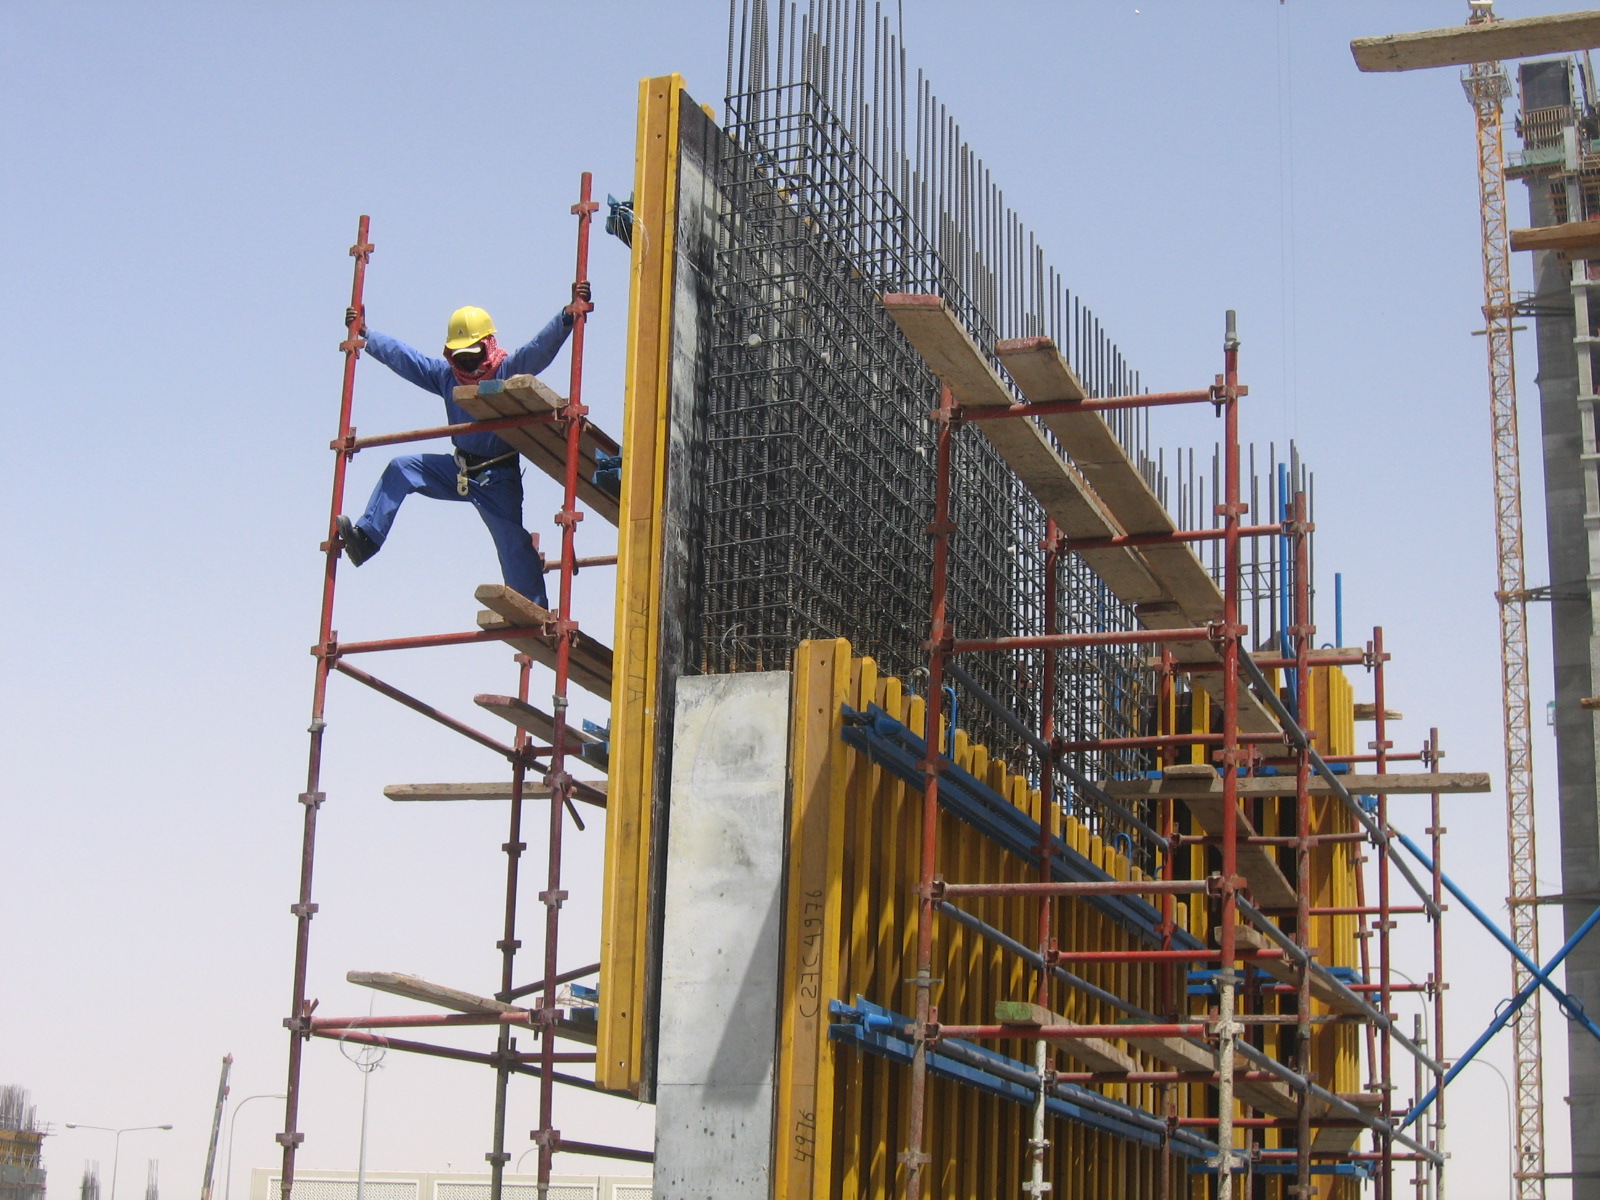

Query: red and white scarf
left=449, top=334, right=509, bottom=387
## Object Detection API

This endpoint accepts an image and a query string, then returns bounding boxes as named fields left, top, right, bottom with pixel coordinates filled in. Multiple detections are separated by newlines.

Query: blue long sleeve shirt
left=363, top=309, right=574, bottom=458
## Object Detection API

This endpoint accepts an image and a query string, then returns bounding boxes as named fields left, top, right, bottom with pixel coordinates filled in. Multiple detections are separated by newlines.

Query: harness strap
left=454, top=451, right=518, bottom=496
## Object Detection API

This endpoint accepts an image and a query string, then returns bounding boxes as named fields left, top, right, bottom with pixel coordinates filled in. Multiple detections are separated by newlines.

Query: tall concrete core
left=1514, top=55, right=1600, bottom=1200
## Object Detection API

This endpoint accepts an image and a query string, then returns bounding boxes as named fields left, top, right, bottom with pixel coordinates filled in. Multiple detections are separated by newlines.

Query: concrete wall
left=1518, top=63, right=1600, bottom=1194
left=652, top=672, right=790, bottom=1199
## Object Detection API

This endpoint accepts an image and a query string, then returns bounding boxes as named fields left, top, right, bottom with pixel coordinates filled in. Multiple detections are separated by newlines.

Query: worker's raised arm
left=503, top=309, right=575, bottom=378
left=362, top=330, right=453, bottom=395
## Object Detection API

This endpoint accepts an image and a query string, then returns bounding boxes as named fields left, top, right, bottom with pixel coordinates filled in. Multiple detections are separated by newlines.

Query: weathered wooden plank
left=1352, top=11, right=1600, bottom=73
left=1511, top=218, right=1600, bottom=257
left=995, top=1001, right=1138, bottom=1073
left=476, top=582, right=551, bottom=627
left=1310, top=1092, right=1383, bottom=1151
left=1353, top=703, right=1404, bottom=722
left=1101, top=772, right=1491, bottom=800
left=883, top=295, right=1167, bottom=603
left=452, top=375, right=621, bottom=525
left=1130, top=1028, right=1300, bottom=1118
left=474, top=693, right=602, bottom=747
left=383, top=780, right=608, bottom=807
left=346, top=970, right=521, bottom=1014
left=475, top=611, right=614, bottom=698
left=1181, top=795, right=1298, bottom=909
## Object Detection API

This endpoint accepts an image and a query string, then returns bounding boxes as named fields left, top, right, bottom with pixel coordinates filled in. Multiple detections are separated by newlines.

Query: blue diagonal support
left=1389, top=827, right=1600, bottom=1045
left=1402, top=899, right=1600, bottom=1128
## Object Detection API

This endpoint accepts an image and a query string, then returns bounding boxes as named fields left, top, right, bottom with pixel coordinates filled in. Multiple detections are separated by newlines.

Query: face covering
left=449, top=335, right=508, bottom=385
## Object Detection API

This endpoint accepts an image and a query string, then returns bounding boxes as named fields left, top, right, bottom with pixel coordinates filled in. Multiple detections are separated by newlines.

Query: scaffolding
left=866, top=300, right=1462, bottom=1200
left=276, top=177, right=648, bottom=1200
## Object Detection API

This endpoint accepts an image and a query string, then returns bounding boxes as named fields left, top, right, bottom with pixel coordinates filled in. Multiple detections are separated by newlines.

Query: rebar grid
left=710, top=1, right=1317, bottom=859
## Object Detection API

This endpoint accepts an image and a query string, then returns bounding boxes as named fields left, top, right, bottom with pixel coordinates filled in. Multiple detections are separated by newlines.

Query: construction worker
left=335, top=283, right=590, bottom=609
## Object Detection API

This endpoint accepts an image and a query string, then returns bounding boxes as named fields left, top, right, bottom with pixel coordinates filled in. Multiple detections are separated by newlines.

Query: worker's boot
left=336, top=515, right=380, bottom=567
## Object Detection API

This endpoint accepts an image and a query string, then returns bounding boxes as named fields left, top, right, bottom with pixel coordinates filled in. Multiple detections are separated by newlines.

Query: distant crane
left=199, top=1056, right=232, bottom=1200
left=1460, top=15, right=1545, bottom=1200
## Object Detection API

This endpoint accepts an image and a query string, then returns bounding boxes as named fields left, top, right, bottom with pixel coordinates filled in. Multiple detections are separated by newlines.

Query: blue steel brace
left=1402, top=900, right=1600, bottom=1128
left=1390, top=826, right=1600, bottom=1043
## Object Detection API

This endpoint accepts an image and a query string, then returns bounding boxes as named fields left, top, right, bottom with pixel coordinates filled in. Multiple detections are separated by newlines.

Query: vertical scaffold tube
left=904, top=382, right=956, bottom=1200
left=1373, top=627, right=1398, bottom=1200
left=1214, top=310, right=1244, bottom=1200
left=533, top=171, right=597, bottom=1200
left=1428, top=727, right=1446, bottom=1200
left=279, top=216, right=374, bottom=1200
left=489, top=652, right=534, bottom=1200
left=1027, top=521, right=1062, bottom=1198
left=1291, top=490, right=1314, bottom=1200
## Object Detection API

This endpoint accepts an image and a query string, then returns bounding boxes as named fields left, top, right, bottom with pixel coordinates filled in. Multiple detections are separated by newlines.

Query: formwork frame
left=277, top=180, right=645, bottom=1200
left=896, top=314, right=1452, bottom=1200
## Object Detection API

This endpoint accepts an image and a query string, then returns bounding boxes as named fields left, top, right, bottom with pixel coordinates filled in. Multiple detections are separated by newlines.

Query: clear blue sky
left=0, top=3, right=1579, bottom=1198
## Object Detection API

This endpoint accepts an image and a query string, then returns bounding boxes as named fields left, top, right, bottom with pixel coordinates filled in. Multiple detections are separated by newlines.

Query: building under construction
left=269, top=4, right=1600, bottom=1199
left=1, top=1089, right=48, bottom=1200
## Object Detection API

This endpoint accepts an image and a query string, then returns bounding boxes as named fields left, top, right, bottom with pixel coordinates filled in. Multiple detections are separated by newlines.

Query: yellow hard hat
left=444, top=306, right=496, bottom=350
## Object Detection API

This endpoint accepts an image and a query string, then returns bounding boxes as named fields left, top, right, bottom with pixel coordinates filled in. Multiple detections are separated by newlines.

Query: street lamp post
left=65, top=1125, right=173, bottom=1200
left=225, top=1096, right=286, bottom=1200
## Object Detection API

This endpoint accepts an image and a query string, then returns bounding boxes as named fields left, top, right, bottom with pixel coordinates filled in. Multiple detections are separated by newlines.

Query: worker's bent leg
left=469, top=466, right=548, bottom=607
left=356, top=453, right=465, bottom=545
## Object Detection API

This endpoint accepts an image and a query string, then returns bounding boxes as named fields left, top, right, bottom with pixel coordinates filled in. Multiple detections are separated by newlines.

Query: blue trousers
left=354, top=453, right=548, bottom=607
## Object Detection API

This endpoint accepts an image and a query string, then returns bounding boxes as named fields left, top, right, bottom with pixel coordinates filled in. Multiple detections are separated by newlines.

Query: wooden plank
left=1181, top=795, right=1298, bottom=909
left=383, top=780, right=608, bottom=806
left=452, top=374, right=622, bottom=526
left=1101, top=772, right=1491, bottom=800
left=474, top=694, right=602, bottom=747
left=995, top=1001, right=1137, bottom=1073
left=476, top=610, right=614, bottom=698
left=1229, top=923, right=1364, bottom=1015
left=346, top=970, right=521, bottom=1014
left=1131, top=1029, right=1299, bottom=1118
left=987, top=339, right=1286, bottom=750
left=476, top=582, right=552, bottom=627
left=1351, top=11, right=1600, bottom=73
left=1310, top=1092, right=1382, bottom=1151
left=883, top=295, right=1167, bottom=603
left=1511, top=219, right=1600, bottom=257
left=1353, top=703, right=1403, bottom=721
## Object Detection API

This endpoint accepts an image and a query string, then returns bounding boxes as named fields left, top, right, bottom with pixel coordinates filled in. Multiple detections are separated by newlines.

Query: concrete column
left=652, top=672, right=791, bottom=1199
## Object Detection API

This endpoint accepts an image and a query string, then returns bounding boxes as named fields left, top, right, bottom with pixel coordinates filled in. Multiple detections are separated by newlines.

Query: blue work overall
left=354, top=311, right=573, bottom=608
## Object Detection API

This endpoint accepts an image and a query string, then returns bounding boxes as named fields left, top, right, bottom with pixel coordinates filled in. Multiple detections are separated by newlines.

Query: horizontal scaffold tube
left=310, top=1029, right=597, bottom=1092
left=935, top=1023, right=1209, bottom=1041
left=345, top=409, right=560, bottom=452
left=1235, top=897, right=1444, bottom=1076
left=939, top=878, right=1208, bottom=898
left=957, top=388, right=1217, bottom=419
left=1064, top=523, right=1285, bottom=552
left=943, top=661, right=1167, bottom=849
left=935, top=900, right=1147, bottom=1019
left=952, top=627, right=1213, bottom=654
left=311, top=1013, right=529, bottom=1030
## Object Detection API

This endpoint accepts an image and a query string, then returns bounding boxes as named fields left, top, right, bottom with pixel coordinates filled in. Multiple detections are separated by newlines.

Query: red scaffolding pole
left=277, top=181, right=635, bottom=1200
left=893, top=308, right=1449, bottom=1200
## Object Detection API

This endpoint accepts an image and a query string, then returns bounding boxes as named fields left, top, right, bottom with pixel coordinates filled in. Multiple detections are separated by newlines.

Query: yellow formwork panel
left=605, top=628, right=1373, bottom=1184
left=783, top=640, right=1204, bottom=1199
left=597, top=73, right=684, bottom=1094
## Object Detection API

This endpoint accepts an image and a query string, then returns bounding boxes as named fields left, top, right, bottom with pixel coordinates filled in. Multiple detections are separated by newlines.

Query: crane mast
left=1461, top=12, right=1545, bottom=1198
